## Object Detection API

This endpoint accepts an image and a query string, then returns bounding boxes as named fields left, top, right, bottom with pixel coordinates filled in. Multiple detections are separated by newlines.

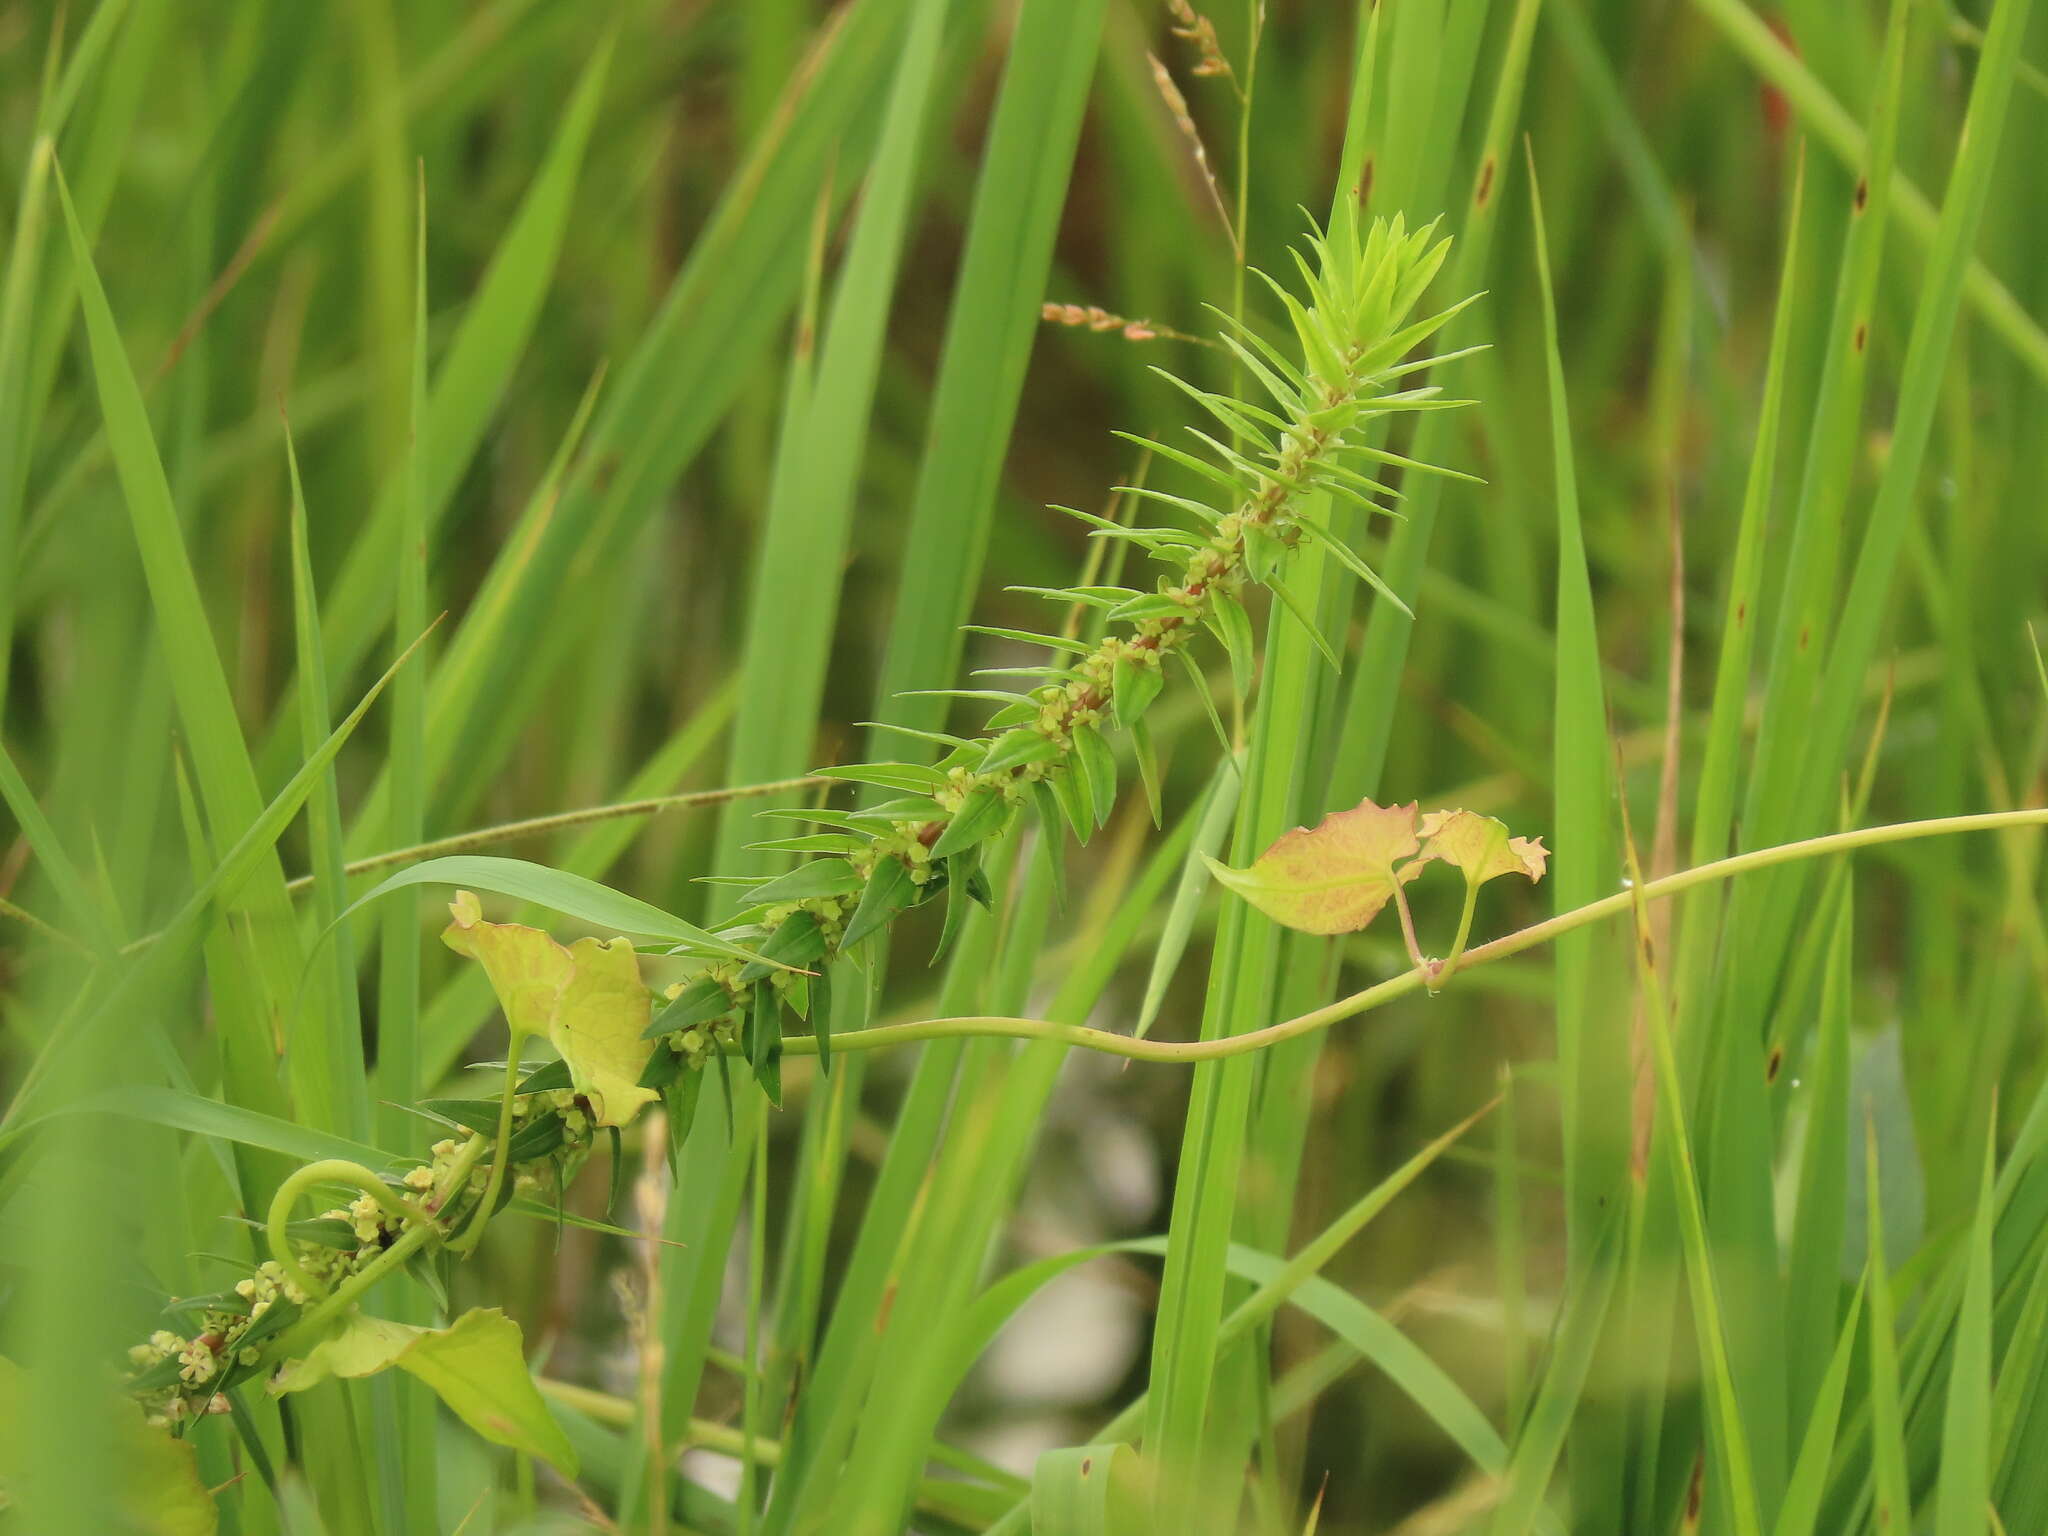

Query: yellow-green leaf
left=268, top=1314, right=419, bottom=1393
left=441, top=890, right=656, bottom=1125
left=1202, top=798, right=1423, bottom=935
left=1416, top=809, right=1548, bottom=888
left=271, top=1308, right=576, bottom=1476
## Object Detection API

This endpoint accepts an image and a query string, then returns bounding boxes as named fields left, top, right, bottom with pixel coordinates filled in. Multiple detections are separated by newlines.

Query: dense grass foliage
left=3, top=1, right=2047, bottom=1533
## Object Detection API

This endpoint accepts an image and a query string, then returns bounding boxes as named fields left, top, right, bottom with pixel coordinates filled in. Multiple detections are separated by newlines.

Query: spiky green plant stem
left=651, top=213, right=1482, bottom=1103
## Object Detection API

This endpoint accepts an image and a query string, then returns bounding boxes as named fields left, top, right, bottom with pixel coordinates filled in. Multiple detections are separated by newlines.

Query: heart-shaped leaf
left=1203, top=798, right=1423, bottom=935
left=442, top=891, right=656, bottom=1126
left=271, top=1307, right=575, bottom=1476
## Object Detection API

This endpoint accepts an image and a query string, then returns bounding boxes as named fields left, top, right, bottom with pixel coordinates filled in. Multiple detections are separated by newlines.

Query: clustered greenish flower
left=127, top=1239, right=381, bottom=1427
left=125, top=1094, right=596, bottom=1428
left=661, top=897, right=849, bottom=1067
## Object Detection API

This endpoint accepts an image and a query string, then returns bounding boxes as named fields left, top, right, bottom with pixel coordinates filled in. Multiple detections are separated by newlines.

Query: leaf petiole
left=449, top=1041, right=526, bottom=1255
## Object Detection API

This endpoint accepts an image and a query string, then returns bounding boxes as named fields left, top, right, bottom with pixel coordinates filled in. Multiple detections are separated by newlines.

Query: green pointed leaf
left=1131, top=717, right=1164, bottom=827
left=930, top=785, right=1012, bottom=859
left=648, top=976, right=738, bottom=1039
left=1051, top=754, right=1095, bottom=845
left=285, top=1217, right=366, bottom=1251
left=505, top=1112, right=566, bottom=1164
left=846, top=795, right=949, bottom=824
left=745, top=834, right=870, bottom=856
left=742, top=858, right=865, bottom=906
left=1291, top=516, right=1413, bottom=618
left=1112, top=652, right=1166, bottom=730
left=638, top=1047, right=683, bottom=1089
left=841, top=856, right=919, bottom=950
left=809, top=960, right=835, bottom=1073
left=934, top=853, right=977, bottom=962
left=810, top=761, right=949, bottom=794
left=416, top=1098, right=506, bottom=1138
left=980, top=725, right=1061, bottom=775
left=515, top=1059, right=574, bottom=1094
left=1204, top=590, right=1255, bottom=697
left=604, top=1124, right=625, bottom=1219
left=1106, top=591, right=1193, bottom=625
left=747, top=980, right=782, bottom=1106
left=738, top=909, right=828, bottom=985
left=1236, top=524, right=1269, bottom=581
left=661, top=1070, right=703, bottom=1174
left=1267, top=571, right=1343, bottom=667
left=1073, top=724, right=1117, bottom=827
left=962, top=624, right=1091, bottom=654
left=1032, top=781, right=1069, bottom=907
left=1177, top=648, right=1233, bottom=754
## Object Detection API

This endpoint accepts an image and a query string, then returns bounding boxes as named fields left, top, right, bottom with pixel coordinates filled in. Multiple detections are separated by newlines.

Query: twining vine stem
left=268, top=1134, right=489, bottom=1359
left=754, top=806, right=2048, bottom=1065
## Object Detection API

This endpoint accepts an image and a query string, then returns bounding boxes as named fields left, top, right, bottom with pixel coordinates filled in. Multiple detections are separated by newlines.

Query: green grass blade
left=1030, top=1444, right=1142, bottom=1533
left=1739, top=0, right=1910, bottom=865
left=29, top=1085, right=390, bottom=1169
left=0, top=624, right=430, bottom=1150
left=1688, top=0, right=2048, bottom=384
left=868, top=0, right=1110, bottom=750
left=0, top=739, right=120, bottom=956
left=1772, top=1278, right=1867, bottom=1536
left=1742, top=0, right=2037, bottom=990
left=1333, top=0, right=1541, bottom=800
left=52, top=155, right=305, bottom=1157
left=1491, top=1207, right=1625, bottom=1535
left=376, top=174, right=432, bottom=1149
left=303, top=34, right=612, bottom=706
left=1783, top=883, right=1856, bottom=1432
left=1936, top=1127, right=1999, bottom=1536
left=1866, top=1122, right=1915, bottom=1533
left=1134, top=754, right=1241, bottom=1039
left=1525, top=153, right=1621, bottom=1237
left=0, top=134, right=53, bottom=724
left=284, top=429, right=370, bottom=1144
left=1686, top=148, right=1804, bottom=874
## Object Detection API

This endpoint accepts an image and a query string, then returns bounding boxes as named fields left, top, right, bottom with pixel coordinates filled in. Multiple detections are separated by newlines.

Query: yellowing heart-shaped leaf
left=442, top=891, right=655, bottom=1126
left=1203, top=798, right=1422, bottom=935
left=271, top=1307, right=576, bottom=1476
left=1416, top=809, right=1548, bottom=887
